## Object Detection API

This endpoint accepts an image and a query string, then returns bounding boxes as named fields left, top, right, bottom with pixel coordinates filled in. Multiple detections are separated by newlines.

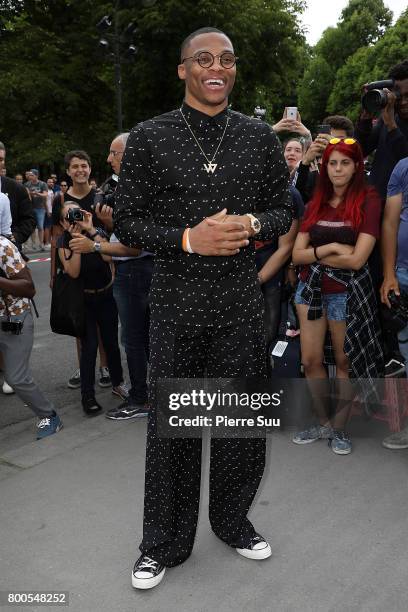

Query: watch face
left=252, top=217, right=261, bottom=232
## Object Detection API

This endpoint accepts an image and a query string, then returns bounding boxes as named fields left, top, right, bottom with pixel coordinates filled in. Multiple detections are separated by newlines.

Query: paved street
left=1, top=253, right=408, bottom=612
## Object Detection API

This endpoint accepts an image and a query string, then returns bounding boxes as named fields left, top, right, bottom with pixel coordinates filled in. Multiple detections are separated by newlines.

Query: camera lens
left=362, top=89, right=388, bottom=114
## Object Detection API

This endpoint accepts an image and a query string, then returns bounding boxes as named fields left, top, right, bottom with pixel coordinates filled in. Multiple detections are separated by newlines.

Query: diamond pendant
left=204, top=162, right=217, bottom=174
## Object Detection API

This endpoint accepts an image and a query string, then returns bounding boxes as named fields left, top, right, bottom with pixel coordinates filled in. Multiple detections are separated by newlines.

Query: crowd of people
left=0, top=25, right=407, bottom=591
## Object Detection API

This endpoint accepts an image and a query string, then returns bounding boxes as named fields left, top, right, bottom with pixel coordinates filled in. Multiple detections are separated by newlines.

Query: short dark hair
left=180, top=27, right=231, bottom=60
left=389, top=59, right=408, bottom=81
left=64, top=150, right=91, bottom=169
left=51, top=198, right=79, bottom=226
left=323, top=115, right=354, bottom=137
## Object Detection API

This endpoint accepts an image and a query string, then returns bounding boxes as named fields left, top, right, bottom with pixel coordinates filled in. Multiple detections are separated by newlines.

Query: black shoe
left=98, top=367, right=111, bottom=388
left=105, top=400, right=149, bottom=420
left=384, top=358, right=406, bottom=377
left=82, top=396, right=102, bottom=416
left=131, top=555, right=165, bottom=590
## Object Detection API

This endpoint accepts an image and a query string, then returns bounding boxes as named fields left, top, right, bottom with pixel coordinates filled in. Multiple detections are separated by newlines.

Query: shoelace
left=332, top=430, right=349, bottom=441
left=137, top=557, right=160, bottom=571
left=38, top=418, right=51, bottom=429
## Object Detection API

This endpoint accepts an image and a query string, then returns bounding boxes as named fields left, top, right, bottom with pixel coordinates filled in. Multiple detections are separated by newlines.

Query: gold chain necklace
left=179, top=108, right=230, bottom=174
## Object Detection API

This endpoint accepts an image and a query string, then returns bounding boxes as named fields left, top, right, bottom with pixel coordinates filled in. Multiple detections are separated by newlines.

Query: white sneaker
left=132, top=555, right=166, bottom=589
left=236, top=534, right=272, bottom=560
left=42, top=243, right=51, bottom=250
left=2, top=381, right=14, bottom=394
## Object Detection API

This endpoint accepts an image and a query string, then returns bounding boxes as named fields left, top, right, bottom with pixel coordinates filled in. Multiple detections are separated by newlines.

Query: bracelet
left=313, top=246, right=321, bottom=261
left=182, top=228, right=194, bottom=254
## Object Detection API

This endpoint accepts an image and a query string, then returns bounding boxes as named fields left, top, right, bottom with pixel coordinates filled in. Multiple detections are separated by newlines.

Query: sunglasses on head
left=329, top=137, right=356, bottom=145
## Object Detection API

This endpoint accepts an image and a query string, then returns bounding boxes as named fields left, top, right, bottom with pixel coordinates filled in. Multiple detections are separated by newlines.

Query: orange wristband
left=182, top=229, right=188, bottom=252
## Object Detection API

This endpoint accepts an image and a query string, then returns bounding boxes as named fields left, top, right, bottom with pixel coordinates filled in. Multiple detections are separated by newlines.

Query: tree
left=327, top=9, right=408, bottom=121
left=297, top=0, right=393, bottom=128
left=0, top=0, right=307, bottom=176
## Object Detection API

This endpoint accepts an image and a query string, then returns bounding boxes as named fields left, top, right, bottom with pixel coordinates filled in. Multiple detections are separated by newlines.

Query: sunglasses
left=329, top=138, right=357, bottom=145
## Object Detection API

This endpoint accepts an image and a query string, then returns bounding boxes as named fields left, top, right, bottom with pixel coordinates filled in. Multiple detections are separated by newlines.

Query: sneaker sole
left=105, top=413, right=148, bottom=420
left=292, top=437, right=321, bottom=445
left=331, top=446, right=351, bottom=455
left=382, top=441, right=408, bottom=450
left=98, top=381, right=112, bottom=388
left=131, top=568, right=165, bottom=590
left=236, top=543, right=272, bottom=560
left=112, top=390, right=129, bottom=400
left=67, top=383, right=81, bottom=389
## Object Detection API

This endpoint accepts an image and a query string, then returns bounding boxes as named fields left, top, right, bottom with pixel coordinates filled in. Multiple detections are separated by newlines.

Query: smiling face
left=284, top=140, right=303, bottom=171
left=178, top=32, right=236, bottom=115
left=66, top=156, right=91, bottom=187
left=327, top=150, right=356, bottom=190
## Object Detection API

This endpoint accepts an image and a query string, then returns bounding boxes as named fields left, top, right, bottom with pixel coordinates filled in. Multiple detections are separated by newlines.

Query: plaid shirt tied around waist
left=300, top=264, right=384, bottom=382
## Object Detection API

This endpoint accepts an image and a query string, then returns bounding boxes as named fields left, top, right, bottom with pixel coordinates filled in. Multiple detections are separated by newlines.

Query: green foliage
left=327, top=9, right=408, bottom=121
left=0, top=0, right=307, bottom=176
left=298, top=0, right=399, bottom=130
left=298, top=55, right=333, bottom=127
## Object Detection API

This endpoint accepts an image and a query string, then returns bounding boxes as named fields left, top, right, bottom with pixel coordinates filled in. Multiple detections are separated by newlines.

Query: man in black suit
left=0, top=142, right=36, bottom=249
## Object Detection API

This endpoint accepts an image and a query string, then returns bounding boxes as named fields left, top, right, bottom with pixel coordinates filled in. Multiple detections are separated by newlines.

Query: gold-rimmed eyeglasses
left=181, top=51, right=238, bottom=69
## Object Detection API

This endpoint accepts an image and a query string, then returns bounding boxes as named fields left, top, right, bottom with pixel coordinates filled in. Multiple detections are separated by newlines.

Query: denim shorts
left=33, top=208, right=46, bottom=230
left=294, top=280, right=347, bottom=321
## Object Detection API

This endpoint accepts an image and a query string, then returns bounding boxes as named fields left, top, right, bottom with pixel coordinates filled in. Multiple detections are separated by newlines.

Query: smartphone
left=286, top=106, right=298, bottom=120
left=316, top=124, right=331, bottom=134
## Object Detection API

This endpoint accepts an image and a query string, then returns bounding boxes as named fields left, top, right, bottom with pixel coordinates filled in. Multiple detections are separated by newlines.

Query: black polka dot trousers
left=139, top=318, right=267, bottom=567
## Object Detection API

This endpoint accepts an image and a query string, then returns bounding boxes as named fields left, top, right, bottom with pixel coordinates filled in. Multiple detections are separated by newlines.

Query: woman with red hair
left=291, top=138, right=383, bottom=455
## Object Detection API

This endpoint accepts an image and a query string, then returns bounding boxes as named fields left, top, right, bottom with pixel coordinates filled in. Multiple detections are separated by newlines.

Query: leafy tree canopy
left=0, top=0, right=307, bottom=177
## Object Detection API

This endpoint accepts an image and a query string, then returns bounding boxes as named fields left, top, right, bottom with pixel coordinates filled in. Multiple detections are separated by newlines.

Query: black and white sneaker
left=132, top=555, right=165, bottom=590
left=236, top=534, right=272, bottom=560
left=82, top=396, right=102, bottom=416
left=105, top=401, right=149, bottom=420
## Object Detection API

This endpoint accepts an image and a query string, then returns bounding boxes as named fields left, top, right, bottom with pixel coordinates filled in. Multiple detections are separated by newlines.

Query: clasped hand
left=188, top=208, right=251, bottom=256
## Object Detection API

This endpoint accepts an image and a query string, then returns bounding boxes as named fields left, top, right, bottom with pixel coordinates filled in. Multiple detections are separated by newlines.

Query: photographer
left=0, top=235, right=62, bottom=439
left=51, top=150, right=113, bottom=390
left=355, top=59, right=408, bottom=200
left=53, top=200, right=126, bottom=415
left=356, top=60, right=408, bottom=376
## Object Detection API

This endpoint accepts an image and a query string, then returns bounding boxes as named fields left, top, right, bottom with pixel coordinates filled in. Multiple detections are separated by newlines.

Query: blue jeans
left=113, top=258, right=153, bottom=404
left=396, top=266, right=408, bottom=376
left=295, top=280, right=347, bottom=321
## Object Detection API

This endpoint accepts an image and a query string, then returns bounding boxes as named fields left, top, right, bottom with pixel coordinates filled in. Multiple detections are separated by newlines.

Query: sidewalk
left=0, top=404, right=407, bottom=612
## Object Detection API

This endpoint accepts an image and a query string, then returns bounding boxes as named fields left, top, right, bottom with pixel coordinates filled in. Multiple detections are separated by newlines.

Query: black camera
left=66, top=208, right=84, bottom=224
left=361, top=79, right=400, bottom=114
left=254, top=106, right=266, bottom=121
left=1, top=318, right=23, bottom=335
